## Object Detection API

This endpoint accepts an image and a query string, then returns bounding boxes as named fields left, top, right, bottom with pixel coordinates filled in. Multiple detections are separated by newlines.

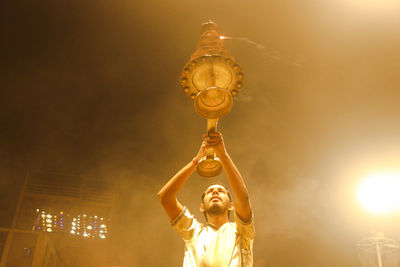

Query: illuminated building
left=32, top=210, right=109, bottom=239
left=0, top=171, right=116, bottom=267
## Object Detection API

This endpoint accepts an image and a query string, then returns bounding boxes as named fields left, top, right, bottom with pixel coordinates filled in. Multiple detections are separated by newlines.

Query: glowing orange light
left=357, top=172, right=400, bottom=214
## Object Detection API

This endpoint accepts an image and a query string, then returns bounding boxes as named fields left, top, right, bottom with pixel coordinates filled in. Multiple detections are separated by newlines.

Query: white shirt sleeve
left=171, top=206, right=202, bottom=242
left=234, top=211, right=255, bottom=250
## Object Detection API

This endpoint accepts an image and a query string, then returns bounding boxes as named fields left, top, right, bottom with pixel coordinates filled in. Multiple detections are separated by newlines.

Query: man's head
left=200, top=183, right=234, bottom=221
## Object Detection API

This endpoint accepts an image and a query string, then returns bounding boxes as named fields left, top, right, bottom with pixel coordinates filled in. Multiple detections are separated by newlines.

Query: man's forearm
left=219, top=153, right=252, bottom=221
left=157, top=158, right=197, bottom=203
left=158, top=141, right=206, bottom=221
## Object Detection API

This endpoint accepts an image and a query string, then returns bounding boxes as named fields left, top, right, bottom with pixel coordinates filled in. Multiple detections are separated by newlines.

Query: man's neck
left=206, top=214, right=229, bottom=229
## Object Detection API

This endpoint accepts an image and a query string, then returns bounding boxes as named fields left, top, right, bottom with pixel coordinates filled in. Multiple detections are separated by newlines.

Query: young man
left=157, top=132, right=254, bottom=267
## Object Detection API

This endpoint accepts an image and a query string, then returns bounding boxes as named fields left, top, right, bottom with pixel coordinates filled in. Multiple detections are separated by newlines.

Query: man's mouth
left=211, top=196, right=221, bottom=201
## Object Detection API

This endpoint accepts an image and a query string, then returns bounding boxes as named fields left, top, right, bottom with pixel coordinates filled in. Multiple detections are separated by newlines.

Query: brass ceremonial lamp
left=180, top=21, right=244, bottom=177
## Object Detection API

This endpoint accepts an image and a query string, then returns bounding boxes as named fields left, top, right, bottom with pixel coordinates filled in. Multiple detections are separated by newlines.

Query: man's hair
left=201, top=183, right=233, bottom=221
left=201, top=182, right=232, bottom=202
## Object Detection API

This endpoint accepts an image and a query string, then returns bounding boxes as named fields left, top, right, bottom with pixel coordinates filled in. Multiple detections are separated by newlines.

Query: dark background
left=2, top=0, right=400, bottom=266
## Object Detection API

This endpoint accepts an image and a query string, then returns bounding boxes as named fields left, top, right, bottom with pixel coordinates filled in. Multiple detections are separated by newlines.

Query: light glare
left=357, top=173, right=400, bottom=214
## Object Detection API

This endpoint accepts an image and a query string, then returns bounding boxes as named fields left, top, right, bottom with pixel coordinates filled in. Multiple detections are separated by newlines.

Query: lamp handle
left=196, top=118, right=223, bottom=177
left=206, top=119, right=218, bottom=159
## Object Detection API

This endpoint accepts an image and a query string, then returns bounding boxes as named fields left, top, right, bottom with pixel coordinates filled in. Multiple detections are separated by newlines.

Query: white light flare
left=357, top=172, right=400, bottom=214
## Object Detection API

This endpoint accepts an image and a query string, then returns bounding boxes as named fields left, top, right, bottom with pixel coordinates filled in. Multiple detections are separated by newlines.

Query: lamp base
left=194, top=87, right=233, bottom=119
left=197, top=156, right=222, bottom=177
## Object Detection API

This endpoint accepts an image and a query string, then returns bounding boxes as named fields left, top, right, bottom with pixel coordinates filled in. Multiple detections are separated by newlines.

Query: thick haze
left=1, top=0, right=400, bottom=266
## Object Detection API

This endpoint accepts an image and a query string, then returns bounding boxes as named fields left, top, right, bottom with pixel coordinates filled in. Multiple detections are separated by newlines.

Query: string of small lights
left=33, top=209, right=108, bottom=239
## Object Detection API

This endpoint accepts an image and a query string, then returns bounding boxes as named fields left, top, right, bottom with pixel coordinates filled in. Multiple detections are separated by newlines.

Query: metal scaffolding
left=358, top=232, right=400, bottom=267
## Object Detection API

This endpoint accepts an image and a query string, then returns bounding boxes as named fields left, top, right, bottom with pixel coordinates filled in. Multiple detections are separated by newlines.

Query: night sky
left=2, top=0, right=400, bottom=266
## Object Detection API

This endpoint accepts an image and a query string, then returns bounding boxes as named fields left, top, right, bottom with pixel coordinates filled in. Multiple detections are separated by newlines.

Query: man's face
left=201, top=185, right=232, bottom=216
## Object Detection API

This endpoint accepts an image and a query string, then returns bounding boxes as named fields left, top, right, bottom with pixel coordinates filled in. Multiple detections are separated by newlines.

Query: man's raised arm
left=157, top=141, right=206, bottom=221
left=205, top=132, right=252, bottom=222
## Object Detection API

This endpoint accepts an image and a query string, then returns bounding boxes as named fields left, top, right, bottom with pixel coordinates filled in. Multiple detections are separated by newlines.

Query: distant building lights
left=34, top=209, right=108, bottom=239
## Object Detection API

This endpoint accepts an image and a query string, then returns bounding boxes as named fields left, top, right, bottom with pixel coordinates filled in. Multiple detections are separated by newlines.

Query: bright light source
left=357, top=172, right=400, bottom=214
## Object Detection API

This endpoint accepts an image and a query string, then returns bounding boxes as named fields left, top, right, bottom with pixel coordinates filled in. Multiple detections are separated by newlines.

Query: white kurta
left=171, top=207, right=255, bottom=267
